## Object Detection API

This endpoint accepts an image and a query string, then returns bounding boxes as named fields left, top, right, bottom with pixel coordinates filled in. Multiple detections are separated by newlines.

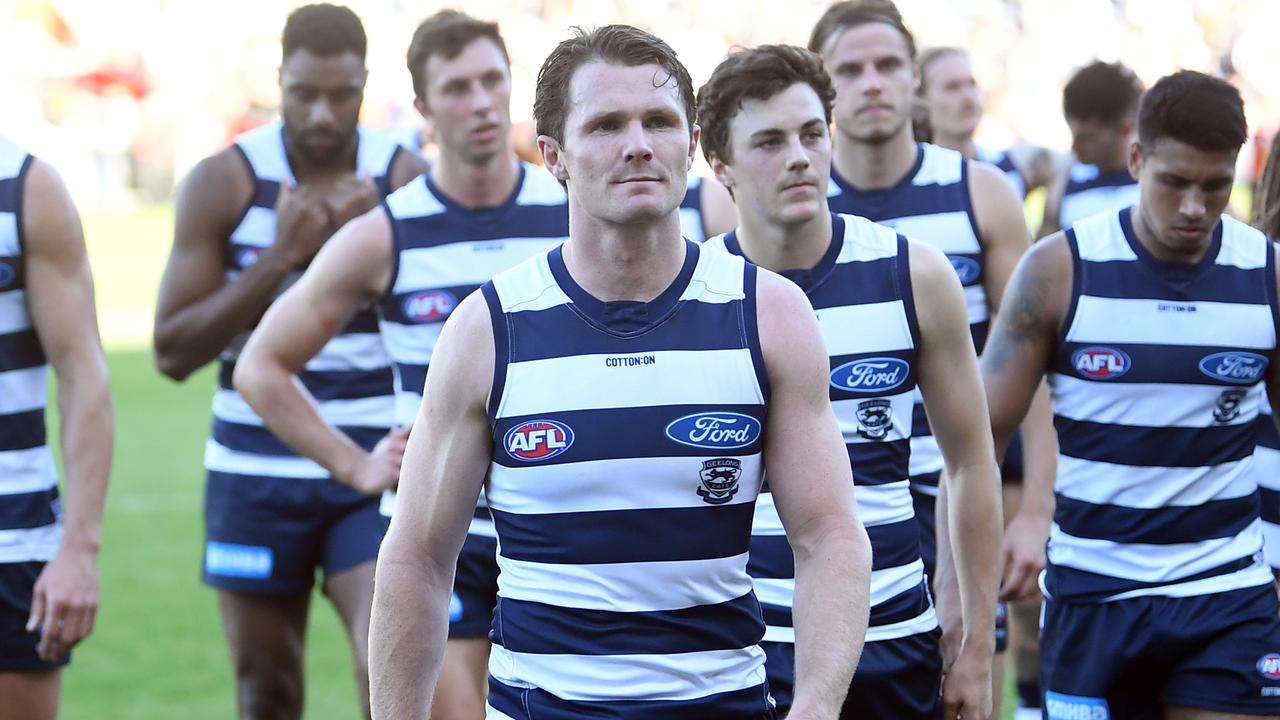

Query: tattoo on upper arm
left=981, top=257, right=1052, bottom=374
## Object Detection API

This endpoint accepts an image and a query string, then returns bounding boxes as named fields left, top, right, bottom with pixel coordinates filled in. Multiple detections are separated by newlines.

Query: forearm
left=369, top=546, right=454, bottom=719
left=1012, top=382, right=1057, bottom=521
left=54, top=360, right=114, bottom=552
left=946, top=459, right=1002, bottom=650
left=234, top=358, right=367, bottom=485
left=789, top=519, right=872, bottom=718
left=154, top=253, right=297, bottom=380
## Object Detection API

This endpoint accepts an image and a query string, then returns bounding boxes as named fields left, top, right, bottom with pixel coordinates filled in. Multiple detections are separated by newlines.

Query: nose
left=470, top=82, right=494, bottom=115
left=784, top=135, right=810, bottom=171
left=308, top=99, right=336, bottom=130
left=1180, top=186, right=1207, bottom=219
left=622, top=120, right=654, bottom=163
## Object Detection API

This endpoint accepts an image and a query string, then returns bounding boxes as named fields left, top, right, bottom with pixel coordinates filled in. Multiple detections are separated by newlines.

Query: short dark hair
left=697, top=45, right=836, bottom=165
left=406, top=10, right=508, bottom=103
left=1137, top=70, right=1246, bottom=153
left=533, top=25, right=695, bottom=144
left=917, top=46, right=966, bottom=96
left=1063, top=61, right=1144, bottom=124
left=282, top=4, right=366, bottom=62
left=808, top=0, right=916, bottom=59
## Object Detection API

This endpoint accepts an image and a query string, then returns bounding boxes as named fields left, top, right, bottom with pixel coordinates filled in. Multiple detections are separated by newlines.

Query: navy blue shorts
left=1041, top=584, right=1280, bottom=718
left=0, top=562, right=70, bottom=672
left=454, top=533, right=498, bottom=639
left=912, top=485, right=1008, bottom=654
left=762, top=629, right=943, bottom=718
left=202, top=470, right=387, bottom=595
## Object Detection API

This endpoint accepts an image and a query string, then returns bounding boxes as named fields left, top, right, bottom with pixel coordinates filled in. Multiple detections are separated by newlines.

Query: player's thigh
left=433, top=637, right=491, bottom=719
left=1165, top=708, right=1279, bottom=720
left=843, top=629, right=943, bottom=719
left=1041, top=597, right=1162, bottom=720
left=216, top=589, right=310, bottom=675
left=0, top=562, right=70, bottom=675
left=0, top=670, right=60, bottom=720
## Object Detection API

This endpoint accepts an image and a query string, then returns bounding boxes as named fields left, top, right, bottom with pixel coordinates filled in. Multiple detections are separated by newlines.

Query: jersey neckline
left=548, top=239, right=700, bottom=335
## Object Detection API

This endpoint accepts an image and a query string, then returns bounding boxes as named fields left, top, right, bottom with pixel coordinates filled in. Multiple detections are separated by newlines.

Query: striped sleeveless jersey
left=0, top=137, right=61, bottom=563
left=481, top=241, right=773, bottom=719
left=828, top=142, right=984, bottom=495
left=206, top=121, right=403, bottom=482
left=1255, top=403, right=1280, bottom=570
left=377, top=163, right=568, bottom=528
left=977, top=146, right=1026, bottom=200
left=708, top=213, right=935, bottom=645
left=1046, top=208, right=1276, bottom=602
left=1058, top=163, right=1139, bottom=230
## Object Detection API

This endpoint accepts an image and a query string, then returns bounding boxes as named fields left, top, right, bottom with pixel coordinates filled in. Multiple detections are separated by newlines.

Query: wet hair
left=1137, top=70, right=1246, bottom=154
left=533, top=24, right=695, bottom=144
left=696, top=45, right=836, bottom=165
left=406, top=10, right=508, bottom=103
left=807, top=0, right=916, bottom=59
left=282, top=4, right=366, bottom=62
left=917, top=46, right=966, bottom=96
left=1255, top=139, right=1280, bottom=238
left=1062, top=61, right=1143, bottom=125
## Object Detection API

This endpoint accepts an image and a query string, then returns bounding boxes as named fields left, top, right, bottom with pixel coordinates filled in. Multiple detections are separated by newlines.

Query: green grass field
left=58, top=203, right=1025, bottom=718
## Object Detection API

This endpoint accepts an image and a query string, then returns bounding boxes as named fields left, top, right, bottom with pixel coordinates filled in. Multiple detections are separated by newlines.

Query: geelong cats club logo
left=697, top=458, right=742, bottom=505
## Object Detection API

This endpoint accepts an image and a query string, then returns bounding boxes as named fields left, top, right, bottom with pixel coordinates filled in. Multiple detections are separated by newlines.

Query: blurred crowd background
left=4, top=0, right=1278, bottom=209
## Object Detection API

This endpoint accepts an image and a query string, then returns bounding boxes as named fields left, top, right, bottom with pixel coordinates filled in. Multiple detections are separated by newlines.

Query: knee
left=233, top=660, right=303, bottom=720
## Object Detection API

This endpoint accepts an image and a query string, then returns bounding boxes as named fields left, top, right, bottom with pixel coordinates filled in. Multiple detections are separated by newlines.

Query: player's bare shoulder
left=754, top=267, right=827, bottom=384
left=174, top=145, right=257, bottom=233
left=424, top=289, right=496, bottom=409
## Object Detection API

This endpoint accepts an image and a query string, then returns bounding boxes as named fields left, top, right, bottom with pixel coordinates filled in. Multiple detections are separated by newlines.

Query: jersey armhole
left=226, top=144, right=261, bottom=246
left=896, top=234, right=923, bottom=350
left=376, top=146, right=403, bottom=198
left=11, top=153, right=35, bottom=256
left=1058, top=228, right=1084, bottom=342
left=960, top=158, right=986, bottom=251
left=379, top=199, right=403, bottom=302
left=1265, top=238, right=1280, bottom=347
left=481, top=282, right=511, bottom=426
left=742, top=262, right=772, bottom=405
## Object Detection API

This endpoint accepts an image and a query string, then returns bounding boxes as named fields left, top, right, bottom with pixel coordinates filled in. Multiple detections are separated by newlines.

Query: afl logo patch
left=402, top=290, right=457, bottom=323
left=948, top=256, right=981, bottom=285
left=0, top=261, right=13, bottom=288
left=1072, top=347, right=1131, bottom=380
left=665, top=412, right=762, bottom=450
left=1258, top=653, right=1280, bottom=680
left=1199, top=351, right=1268, bottom=384
left=830, top=357, right=909, bottom=393
left=504, top=420, right=574, bottom=462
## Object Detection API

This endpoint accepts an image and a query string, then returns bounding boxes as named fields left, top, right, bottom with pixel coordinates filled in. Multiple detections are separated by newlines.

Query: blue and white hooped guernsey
left=977, top=146, right=1026, bottom=200
left=206, top=121, right=404, bottom=482
left=1058, top=162, right=1139, bottom=230
left=0, top=137, right=61, bottom=564
left=1256, top=402, right=1280, bottom=571
left=1045, top=208, right=1277, bottom=602
left=828, top=142, right=984, bottom=496
left=481, top=241, right=773, bottom=719
left=377, top=162, right=569, bottom=529
left=707, top=212, right=936, bottom=646
left=680, top=173, right=707, bottom=242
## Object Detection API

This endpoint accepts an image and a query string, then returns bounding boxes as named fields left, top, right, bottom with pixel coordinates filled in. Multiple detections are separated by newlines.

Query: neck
left=1095, top=154, right=1129, bottom=174
left=735, top=205, right=832, bottom=273
left=561, top=204, right=687, bottom=302
left=833, top=123, right=918, bottom=189
left=431, top=145, right=521, bottom=207
left=935, top=130, right=977, bottom=160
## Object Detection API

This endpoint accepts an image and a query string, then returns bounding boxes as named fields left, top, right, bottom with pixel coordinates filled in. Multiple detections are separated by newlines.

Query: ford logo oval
left=0, top=261, right=13, bottom=288
left=505, top=419, right=574, bottom=462
left=402, top=290, right=458, bottom=323
left=830, top=357, right=910, bottom=393
left=949, top=256, right=981, bottom=285
left=1199, top=351, right=1268, bottom=384
left=665, top=412, right=762, bottom=450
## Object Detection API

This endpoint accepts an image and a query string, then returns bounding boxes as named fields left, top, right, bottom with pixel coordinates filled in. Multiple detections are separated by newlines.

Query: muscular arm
left=909, top=241, right=1002, bottom=719
left=981, top=236, right=1073, bottom=596
left=22, top=160, right=114, bottom=659
left=233, top=208, right=400, bottom=493
left=698, top=175, right=738, bottom=238
left=369, top=294, right=493, bottom=719
left=756, top=270, right=871, bottom=719
left=1037, top=170, right=1068, bottom=240
left=970, top=160, right=1031, bottom=314
left=153, top=150, right=310, bottom=380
